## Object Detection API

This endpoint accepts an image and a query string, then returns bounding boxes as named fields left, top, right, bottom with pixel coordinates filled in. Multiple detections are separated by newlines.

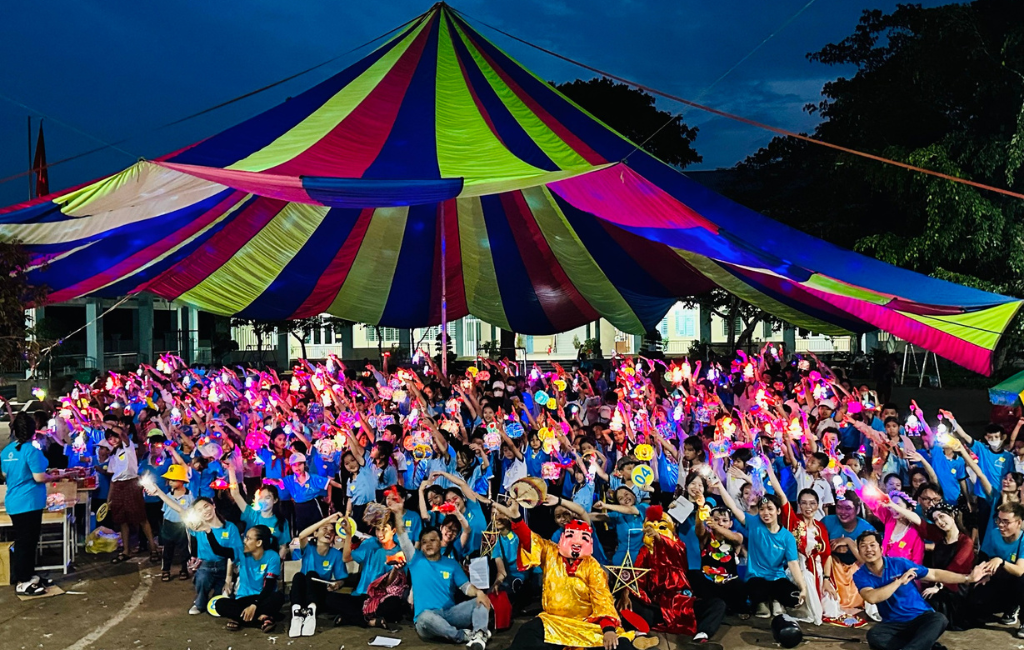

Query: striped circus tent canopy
left=0, top=4, right=1020, bottom=375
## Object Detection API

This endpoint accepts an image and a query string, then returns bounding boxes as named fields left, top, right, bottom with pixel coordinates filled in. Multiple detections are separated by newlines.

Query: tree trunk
left=736, top=319, right=760, bottom=350
left=375, top=326, right=384, bottom=364
left=291, top=332, right=307, bottom=360
left=726, top=297, right=738, bottom=349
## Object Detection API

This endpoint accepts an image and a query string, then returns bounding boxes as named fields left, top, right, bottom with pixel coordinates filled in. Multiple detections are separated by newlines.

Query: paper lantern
left=541, top=462, right=561, bottom=480
left=634, top=444, right=654, bottom=462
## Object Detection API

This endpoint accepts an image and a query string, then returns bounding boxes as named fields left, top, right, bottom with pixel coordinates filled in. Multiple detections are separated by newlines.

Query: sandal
left=260, top=616, right=277, bottom=633
left=161, top=571, right=172, bottom=582
left=225, top=621, right=241, bottom=632
left=149, top=549, right=161, bottom=564
left=178, top=569, right=190, bottom=581
left=111, top=553, right=130, bottom=564
left=16, top=582, right=47, bottom=597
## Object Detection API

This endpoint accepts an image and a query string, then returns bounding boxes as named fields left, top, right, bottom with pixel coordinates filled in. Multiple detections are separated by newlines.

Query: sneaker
left=188, top=606, right=201, bottom=615
left=771, top=601, right=786, bottom=617
left=465, top=630, right=486, bottom=650
left=999, top=608, right=1020, bottom=626
left=693, top=632, right=709, bottom=643
left=1016, top=624, right=1024, bottom=640
left=301, top=603, right=317, bottom=637
left=754, top=602, right=771, bottom=618
left=289, top=604, right=304, bottom=638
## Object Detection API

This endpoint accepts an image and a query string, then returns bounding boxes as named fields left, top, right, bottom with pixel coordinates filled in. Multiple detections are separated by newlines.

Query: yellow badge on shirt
left=323, top=560, right=330, bottom=567
left=260, top=564, right=267, bottom=572
left=898, top=541, right=906, bottom=548
left=506, top=532, right=515, bottom=540
left=441, top=571, right=450, bottom=579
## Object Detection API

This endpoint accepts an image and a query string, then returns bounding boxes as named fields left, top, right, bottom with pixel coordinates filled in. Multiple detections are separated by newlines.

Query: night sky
left=0, top=0, right=948, bottom=207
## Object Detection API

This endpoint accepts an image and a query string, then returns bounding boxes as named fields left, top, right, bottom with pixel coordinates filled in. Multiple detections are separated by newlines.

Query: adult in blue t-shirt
left=212, top=525, right=286, bottom=629
left=395, top=522, right=489, bottom=646
left=716, top=487, right=807, bottom=611
left=853, top=529, right=984, bottom=650
left=288, top=513, right=350, bottom=626
left=822, top=508, right=874, bottom=567
left=1, top=414, right=51, bottom=595
left=972, top=503, right=1024, bottom=631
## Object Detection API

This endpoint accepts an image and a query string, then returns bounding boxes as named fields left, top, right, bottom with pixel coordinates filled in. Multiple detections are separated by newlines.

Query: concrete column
left=86, top=299, right=104, bottom=372
left=633, top=334, right=642, bottom=354
left=138, top=294, right=154, bottom=364
left=276, top=330, right=290, bottom=369
left=453, top=319, right=464, bottom=357
left=399, top=328, right=413, bottom=356
left=179, top=306, right=199, bottom=364
left=699, top=306, right=712, bottom=343
left=783, top=326, right=796, bottom=352
left=25, top=307, right=44, bottom=378
left=863, top=330, right=879, bottom=353
left=337, top=322, right=354, bottom=361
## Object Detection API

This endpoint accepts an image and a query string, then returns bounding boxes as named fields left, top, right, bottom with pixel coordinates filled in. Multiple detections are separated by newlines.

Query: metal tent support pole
left=440, top=201, right=448, bottom=378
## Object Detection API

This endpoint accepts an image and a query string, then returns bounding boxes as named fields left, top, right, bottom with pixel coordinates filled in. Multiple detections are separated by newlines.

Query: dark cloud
left=0, top=0, right=947, bottom=205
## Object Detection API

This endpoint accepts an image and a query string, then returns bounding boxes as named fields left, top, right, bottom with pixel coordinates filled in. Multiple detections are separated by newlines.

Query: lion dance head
left=642, top=505, right=677, bottom=549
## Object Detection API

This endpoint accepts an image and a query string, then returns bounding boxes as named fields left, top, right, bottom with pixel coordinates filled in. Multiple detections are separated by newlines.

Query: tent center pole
left=440, top=201, right=448, bottom=378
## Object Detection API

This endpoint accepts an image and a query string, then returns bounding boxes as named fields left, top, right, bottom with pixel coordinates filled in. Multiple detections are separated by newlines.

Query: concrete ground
left=3, top=541, right=1021, bottom=650
left=0, top=385, right=1016, bottom=650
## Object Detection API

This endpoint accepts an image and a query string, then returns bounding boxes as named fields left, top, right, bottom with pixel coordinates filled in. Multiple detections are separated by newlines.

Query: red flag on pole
left=32, top=120, right=48, bottom=197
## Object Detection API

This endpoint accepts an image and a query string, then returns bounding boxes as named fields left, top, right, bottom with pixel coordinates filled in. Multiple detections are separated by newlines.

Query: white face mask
left=988, top=440, right=1003, bottom=451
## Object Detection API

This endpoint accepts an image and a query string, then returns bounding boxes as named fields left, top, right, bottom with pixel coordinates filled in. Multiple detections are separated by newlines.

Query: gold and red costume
left=632, top=506, right=698, bottom=635
left=511, top=518, right=633, bottom=648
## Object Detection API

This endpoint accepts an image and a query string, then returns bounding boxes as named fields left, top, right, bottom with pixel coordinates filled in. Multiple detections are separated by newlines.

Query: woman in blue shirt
left=716, top=481, right=809, bottom=617
left=213, top=525, right=285, bottom=633
left=288, top=513, right=349, bottom=637
left=227, top=466, right=292, bottom=554
left=594, top=486, right=648, bottom=564
left=1, top=413, right=52, bottom=596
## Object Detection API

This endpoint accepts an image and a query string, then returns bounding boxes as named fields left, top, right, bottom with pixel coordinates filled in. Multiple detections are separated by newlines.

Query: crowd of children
left=3, top=345, right=1024, bottom=650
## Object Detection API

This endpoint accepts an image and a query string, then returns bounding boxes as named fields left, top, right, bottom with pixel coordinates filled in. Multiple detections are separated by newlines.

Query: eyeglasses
left=995, top=518, right=1019, bottom=527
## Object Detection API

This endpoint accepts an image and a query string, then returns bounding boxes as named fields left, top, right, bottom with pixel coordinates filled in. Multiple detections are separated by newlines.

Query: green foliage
left=574, top=337, right=602, bottom=359
left=555, top=78, right=701, bottom=169
left=0, top=241, right=49, bottom=374
left=719, top=0, right=1024, bottom=367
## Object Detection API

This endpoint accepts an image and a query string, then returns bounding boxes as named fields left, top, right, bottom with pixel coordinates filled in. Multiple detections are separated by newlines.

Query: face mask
left=988, top=440, right=1003, bottom=451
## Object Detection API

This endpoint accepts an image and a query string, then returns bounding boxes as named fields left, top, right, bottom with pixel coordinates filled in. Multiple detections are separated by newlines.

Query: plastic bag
left=85, top=526, right=120, bottom=554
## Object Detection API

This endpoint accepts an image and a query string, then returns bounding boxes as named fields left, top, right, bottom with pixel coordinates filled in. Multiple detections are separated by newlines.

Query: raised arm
left=297, top=513, right=342, bottom=550
left=710, top=474, right=746, bottom=526
left=225, top=465, right=248, bottom=512
left=957, top=444, right=993, bottom=497
left=763, top=456, right=788, bottom=506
